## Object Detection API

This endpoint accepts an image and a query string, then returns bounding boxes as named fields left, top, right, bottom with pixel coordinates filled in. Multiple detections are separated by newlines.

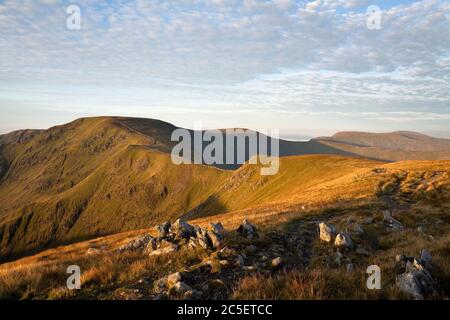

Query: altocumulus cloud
left=0, top=0, right=449, bottom=135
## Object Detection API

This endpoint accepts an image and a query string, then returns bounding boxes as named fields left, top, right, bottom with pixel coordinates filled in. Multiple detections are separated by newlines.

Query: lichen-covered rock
left=118, top=234, right=154, bottom=253
left=318, top=222, right=336, bottom=242
left=396, top=259, right=438, bottom=300
left=157, top=221, right=171, bottom=238
left=382, top=210, right=403, bottom=230
left=334, top=232, right=353, bottom=249
left=169, top=282, right=193, bottom=296
left=171, top=219, right=196, bottom=239
left=237, top=220, right=258, bottom=239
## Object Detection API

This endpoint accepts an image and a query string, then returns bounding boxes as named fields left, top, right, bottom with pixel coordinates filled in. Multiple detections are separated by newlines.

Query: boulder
left=356, top=245, right=370, bottom=256
left=184, top=289, right=203, bottom=300
left=195, top=226, right=213, bottom=249
left=171, top=219, right=196, bottom=239
left=334, top=232, right=353, bottom=249
left=157, top=221, right=171, bottom=238
left=382, top=210, right=403, bottom=230
left=153, top=276, right=168, bottom=294
left=270, top=257, right=284, bottom=270
left=348, top=223, right=364, bottom=235
left=346, top=263, right=355, bottom=273
left=149, top=245, right=176, bottom=257
left=420, top=249, right=432, bottom=264
left=237, top=220, right=258, bottom=239
left=86, top=247, right=101, bottom=255
left=210, top=222, right=225, bottom=235
left=396, top=260, right=437, bottom=300
left=209, top=223, right=225, bottom=249
left=167, top=272, right=183, bottom=287
left=118, top=234, right=154, bottom=253
left=318, top=222, right=336, bottom=242
left=169, top=282, right=193, bottom=296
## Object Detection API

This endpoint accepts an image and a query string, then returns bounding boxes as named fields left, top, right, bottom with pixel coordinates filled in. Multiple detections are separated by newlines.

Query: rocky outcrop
left=237, top=220, right=258, bottom=239
left=319, top=222, right=336, bottom=242
left=383, top=210, right=403, bottom=230
left=396, top=250, right=438, bottom=300
left=334, top=232, right=353, bottom=249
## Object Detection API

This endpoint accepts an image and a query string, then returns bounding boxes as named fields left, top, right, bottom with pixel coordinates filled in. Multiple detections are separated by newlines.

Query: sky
left=0, top=0, right=449, bottom=139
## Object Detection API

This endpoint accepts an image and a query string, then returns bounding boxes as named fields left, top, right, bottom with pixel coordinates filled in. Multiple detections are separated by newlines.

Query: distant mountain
left=0, top=116, right=449, bottom=259
left=313, top=131, right=450, bottom=161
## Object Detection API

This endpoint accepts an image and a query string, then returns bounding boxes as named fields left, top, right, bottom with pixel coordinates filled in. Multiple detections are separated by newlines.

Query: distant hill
left=0, top=116, right=449, bottom=259
left=313, top=131, right=450, bottom=161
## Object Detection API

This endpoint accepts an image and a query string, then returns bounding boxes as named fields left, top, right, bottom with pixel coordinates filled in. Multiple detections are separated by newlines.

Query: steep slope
left=1, top=117, right=450, bottom=259
left=0, top=117, right=231, bottom=258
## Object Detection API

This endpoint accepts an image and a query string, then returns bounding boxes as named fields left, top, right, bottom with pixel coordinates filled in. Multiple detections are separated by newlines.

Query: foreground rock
left=383, top=210, right=403, bottom=230
left=237, top=220, right=258, bottom=239
left=334, top=232, right=353, bottom=249
left=396, top=250, right=438, bottom=300
left=318, top=222, right=336, bottom=242
left=118, top=234, right=154, bottom=253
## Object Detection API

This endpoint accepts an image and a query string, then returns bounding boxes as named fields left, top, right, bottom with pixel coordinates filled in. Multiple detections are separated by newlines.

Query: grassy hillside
left=0, top=159, right=449, bottom=300
left=1, top=116, right=449, bottom=261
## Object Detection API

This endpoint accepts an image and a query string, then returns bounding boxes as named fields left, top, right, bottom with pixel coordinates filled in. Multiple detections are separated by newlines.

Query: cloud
left=0, top=0, right=448, bottom=133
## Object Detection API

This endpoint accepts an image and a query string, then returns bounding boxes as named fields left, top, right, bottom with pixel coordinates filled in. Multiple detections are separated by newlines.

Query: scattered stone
left=194, top=226, right=213, bottom=249
left=420, top=249, right=432, bottom=264
left=335, top=251, right=343, bottom=266
left=210, top=222, right=225, bottom=235
left=243, top=265, right=257, bottom=272
left=167, top=272, right=183, bottom=287
left=270, top=257, right=284, bottom=270
left=382, top=210, right=403, bottom=230
left=184, top=289, right=203, bottom=300
left=334, top=232, right=353, bottom=249
left=318, top=222, right=336, bottom=242
left=356, top=245, right=370, bottom=256
left=362, top=217, right=374, bottom=224
left=235, top=254, right=245, bottom=268
left=153, top=276, right=168, bottom=294
left=169, top=282, right=193, bottom=296
left=245, top=245, right=258, bottom=255
left=348, top=223, right=364, bottom=235
left=207, top=279, right=227, bottom=291
left=396, top=254, right=438, bottom=300
left=171, top=219, right=196, bottom=239
left=149, top=246, right=176, bottom=257
left=118, top=234, right=154, bottom=253
left=219, top=260, right=229, bottom=267
left=157, top=221, right=171, bottom=238
left=346, top=263, right=355, bottom=273
left=237, top=219, right=258, bottom=239
left=86, top=247, right=101, bottom=255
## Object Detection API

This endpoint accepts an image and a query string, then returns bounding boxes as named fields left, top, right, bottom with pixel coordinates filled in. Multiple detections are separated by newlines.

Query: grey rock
left=169, top=282, right=193, bottom=296
left=237, top=219, right=258, bottom=239
left=270, top=257, right=284, bottom=270
left=171, top=219, right=196, bottom=239
left=335, top=232, right=353, bottom=249
left=157, top=221, right=171, bottom=238
left=346, top=263, right=355, bottom=273
left=356, top=245, right=370, bottom=256
left=318, top=222, right=336, bottom=242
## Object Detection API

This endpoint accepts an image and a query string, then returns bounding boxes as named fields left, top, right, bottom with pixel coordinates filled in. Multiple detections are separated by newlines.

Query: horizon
left=0, top=115, right=448, bottom=141
left=1, top=0, right=450, bottom=138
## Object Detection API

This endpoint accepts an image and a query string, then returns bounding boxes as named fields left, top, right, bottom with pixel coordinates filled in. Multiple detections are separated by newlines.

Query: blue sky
left=0, top=0, right=449, bottom=139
